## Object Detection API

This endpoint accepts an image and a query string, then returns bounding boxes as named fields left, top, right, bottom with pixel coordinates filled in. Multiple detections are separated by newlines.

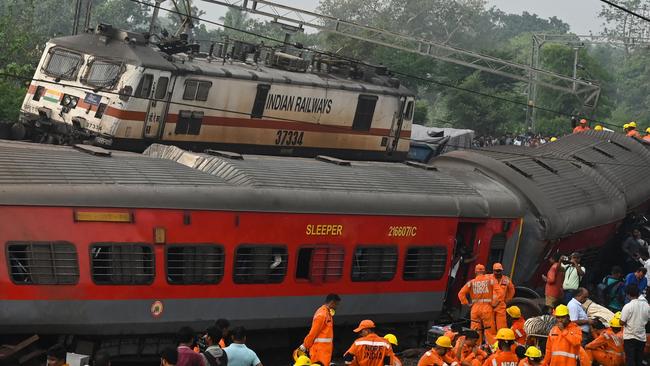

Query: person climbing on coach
left=626, top=122, right=641, bottom=138
left=491, top=263, right=515, bottom=331
left=481, top=329, right=518, bottom=366
left=458, top=264, right=503, bottom=345
left=344, top=320, right=394, bottom=366
left=417, top=336, right=454, bottom=366
left=573, top=119, right=590, bottom=134
left=506, top=306, right=526, bottom=347
left=541, top=305, right=582, bottom=366
left=644, top=127, right=650, bottom=142
left=584, top=317, right=624, bottom=366
left=299, top=293, right=340, bottom=366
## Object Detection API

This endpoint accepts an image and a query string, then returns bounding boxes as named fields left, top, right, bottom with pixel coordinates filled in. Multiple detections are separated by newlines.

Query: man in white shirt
left=562, top=252, right=586, bottom=304
left=620, top=284, right=650, bottom=366
left=639, top=249, right=650, bottom=283
left=567, top=287, right=596, bottom=345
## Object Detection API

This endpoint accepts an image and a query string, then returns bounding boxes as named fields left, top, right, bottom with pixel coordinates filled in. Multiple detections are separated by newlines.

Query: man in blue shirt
left=567, top=287, right=596, bottom=345
left=224, top=326, right=263, bottom=366
left=624, top=267, right=648, bottom=302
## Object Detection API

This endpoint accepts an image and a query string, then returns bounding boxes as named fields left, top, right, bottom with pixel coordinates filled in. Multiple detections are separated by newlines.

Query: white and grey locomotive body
left=18, top=25, right=415, bottom=161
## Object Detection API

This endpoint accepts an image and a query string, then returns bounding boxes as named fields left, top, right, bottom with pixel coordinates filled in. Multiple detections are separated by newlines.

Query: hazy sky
left=195, top=0, right=607, bottom=35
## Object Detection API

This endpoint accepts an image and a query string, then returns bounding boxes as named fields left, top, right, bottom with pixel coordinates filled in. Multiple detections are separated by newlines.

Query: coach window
left=487, top=234, right=507, bottom=270
left=183, top=80, right=212, bottom=101
left=83, top=60, right=123, bottom=89
left=351, top=245, right=397, bottom=282
left=175, top=110, right=203, bottom=135
left=403, top=246, right=447, bottom=281
left=251, top=84, right=271, bottom=118
left=352, top=95, right=378, bottom=131
left=234, top=245, right=287, bottom=284
left=296, top=245, right=344, bottom=283
left=155, top=76, right=169, bottom=100
left=43, top=48, right=83, bottom=81
left=7, top=241, right=79, bottom=285
left=135, top=74, right=154, bottom=98
left=166, top=244, right=224, bottom=284
left=90, top=243, right=154, bottom=285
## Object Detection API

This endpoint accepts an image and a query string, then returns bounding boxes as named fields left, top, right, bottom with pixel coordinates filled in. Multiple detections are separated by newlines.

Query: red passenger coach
left=0, top=142, right=522, bottom=348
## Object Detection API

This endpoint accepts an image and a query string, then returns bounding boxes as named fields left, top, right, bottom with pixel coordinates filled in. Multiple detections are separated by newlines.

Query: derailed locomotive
left=15, top=24, right=415, bottom=161
left=0, top=131, right=648, bottom=358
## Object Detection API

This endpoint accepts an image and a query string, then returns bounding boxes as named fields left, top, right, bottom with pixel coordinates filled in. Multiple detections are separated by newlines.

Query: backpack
left=204, top=346, right=228, bottom=366
left=597, top=276, right=623, bottom=305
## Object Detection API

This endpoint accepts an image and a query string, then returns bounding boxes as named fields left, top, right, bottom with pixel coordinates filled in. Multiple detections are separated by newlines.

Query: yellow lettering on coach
left=306, top=224, right=343, bottom=236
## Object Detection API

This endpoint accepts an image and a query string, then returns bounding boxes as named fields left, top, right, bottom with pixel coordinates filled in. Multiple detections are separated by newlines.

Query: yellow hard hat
left=506, top=306, right=522, bottom=319
left=595, top=125, right=603, bottom=131
left=629, top=121, right=637, bottom=128
left=495, top=328, right=516, bottom=341
left=555, top=304, right=569, bottom=317
left=550, top=137, right=557, bottom=142
left=524, top=346, right=542, bottom=358
left=624, top=123, right=630, bottom=129
left=610, top=317, right=621, bottom=328
left=293, top=348, right=307, bottom=362
left=384, top=334, right=398, bottom=346
left=435, top=336, right=453, bottom=348
left=646, top=127, right=650, bottom=134
left=294, top=355, right=311, bottom=366
left=614, top=311, right=622, bottom=319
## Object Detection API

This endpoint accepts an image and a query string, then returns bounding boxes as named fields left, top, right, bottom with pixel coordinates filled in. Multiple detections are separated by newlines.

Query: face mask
left=329, top=309, right=336, bottom=316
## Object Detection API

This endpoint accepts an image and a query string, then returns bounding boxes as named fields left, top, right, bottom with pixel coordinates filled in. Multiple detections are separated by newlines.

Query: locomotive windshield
left=83, top=59, right=122, bottom=89
left=43, top=48, right=83, bottom=81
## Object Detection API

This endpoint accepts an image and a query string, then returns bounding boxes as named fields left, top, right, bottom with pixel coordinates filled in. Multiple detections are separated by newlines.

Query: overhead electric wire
left=2, top=71, right=649, bottom=169
left=126, top=0, right=621, bottom=129
left=600, top=0, right=650, bottom=22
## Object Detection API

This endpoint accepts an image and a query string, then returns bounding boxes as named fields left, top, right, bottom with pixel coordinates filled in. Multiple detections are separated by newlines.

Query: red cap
left=353, top=319, right=376, bottom=333
left=580, top=119, right=587, bottom=124
left=493, top=263, right=504, bottom=271
left=475, top=264, right=486, bottom=272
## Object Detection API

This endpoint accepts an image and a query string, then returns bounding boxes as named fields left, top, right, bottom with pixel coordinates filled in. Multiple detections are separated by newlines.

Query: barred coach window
left=166, top=244, right=224, bottom=284
left=234, top=245, right=287, bottom=284
left=296, top=245, right=344, bottom=283
left=351, top=246, right=397, bottom=282
left=403, top=246, right=447, bottom=281
left=7, top=241, right=79, bottom=285
left=91, top=243, right=154, bottom=285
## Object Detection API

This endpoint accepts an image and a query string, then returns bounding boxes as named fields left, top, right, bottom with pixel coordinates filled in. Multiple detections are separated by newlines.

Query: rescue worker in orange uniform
left=519, top=346, right=543, bottom=366
left=541, top=305, right=582, bottom=366
left=584, top=317, right=624, bottom=366
left=491, top=263, right=515, bottom=331
left=344, top=320, right=394, bottom=366
left=453, top=331, right=488, bottom=366
left=482, top=329, right=518, bottom=366
left=626, top=122, right=641, bottom=138
left=506, top=306, right=527, bottom=346
left=644, top=127, right=650, bottom=142
left=573, top=119, right=590, bottom=133
left=300, top=293, right=341, bottom=366
left=417, top=336, right=455, bottom=366
left=459, top=264, right=503, bottom=345
left=384, top=334, right=402, bottom=366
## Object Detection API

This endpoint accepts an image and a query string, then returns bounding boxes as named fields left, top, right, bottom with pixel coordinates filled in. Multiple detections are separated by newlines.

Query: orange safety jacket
left=511, top=318, right=527, bottom=345
left=627, top=130, right=641, bottom=138
left=458, top=274, right=502, bottom=307
left=492, top=275, right=515, bottom=303
left=573, top=126, right=590, bottom=134
left=453, top=336, right=488, bottom=366
left=344, top=333, right=394, bottom=366
left=644, top=135, right=650, bottom=142
left=585, top=328, right=624, bottom=366
left=303, top=304, right=334, bottom=349
left=482, top=350, right=518, bottom=366
left=542, top=323, right=582, bottom=366
left=417, top=349, right=451, bottom=366
left=518, top=359, right=540, bottom=366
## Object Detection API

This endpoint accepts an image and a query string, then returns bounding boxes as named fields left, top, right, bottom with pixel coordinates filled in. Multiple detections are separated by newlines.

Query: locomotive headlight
left=69, top=97, right=78, bottom=108
left=62, top=95, right=72, bottom=106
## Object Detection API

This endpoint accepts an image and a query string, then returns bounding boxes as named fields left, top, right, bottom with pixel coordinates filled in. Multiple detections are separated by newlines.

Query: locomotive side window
left=166, top=244, right=224, bottom=284
left=351, top=245, right=397, bottom=282
left=43, top=48, right=83, bottom=81
left=6, top=241, right=79, bottom=285
left=296, top=245, right=344, bottom=283
left=251, top=84, right=271, bottom=118
left=90, top=243, right=154, bottom=285
left=404, top=100, right=414, bottom=121
left=135, top=74, right=154, bottom=98
left=352, top=95, right=378, bottom=131
left=183, top=80, right=212, bottom=101
left=83, top=60, right=122, bottom=89
left=403, top=246, right=447, bottom=281
left=155, top=77, right=169, bottom=100
left=175, top=110, right=203, bottom=135
left=234, top=245, right=287, bottom=284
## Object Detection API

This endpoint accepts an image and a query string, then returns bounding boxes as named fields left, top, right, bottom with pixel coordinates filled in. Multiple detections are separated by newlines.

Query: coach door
left=143, top=71, right=171, bottom=139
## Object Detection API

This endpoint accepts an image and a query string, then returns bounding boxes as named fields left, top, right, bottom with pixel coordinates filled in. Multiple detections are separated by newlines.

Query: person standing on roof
left=343, top=320, right=394, bottom=366
left=626, top=122, right=641, bottom=138
left=481, top=329, right=518, bottom=366
left=299, top=293, right=340, bottom=366
left=541, top=305, right=582, bottom=366
left=573, top=119, right=590, bottom=134
left=562, top=253, right=585, bottom=304
left=491, top=263, right=515, bottom=331
left=506, top=306, right=527, bottom=347
left=458, top=264, right=503, bottom=345
left=644, top=127, right=650, bottom=142
left=584, top=317, right=624, bottom=366
left=417, top=336, right=454, bottom=366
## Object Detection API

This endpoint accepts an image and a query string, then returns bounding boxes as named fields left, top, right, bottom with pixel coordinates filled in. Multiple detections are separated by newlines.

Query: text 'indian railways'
left=266, top=94, right=333, bottom=114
